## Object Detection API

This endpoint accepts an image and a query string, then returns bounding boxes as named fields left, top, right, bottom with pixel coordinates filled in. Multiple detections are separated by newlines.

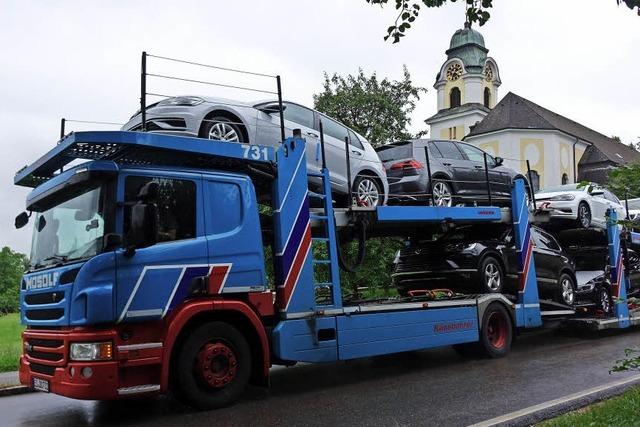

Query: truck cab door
left=114, top=172, right=208, bottom=324
left=202, top=176, right=267, bottom=295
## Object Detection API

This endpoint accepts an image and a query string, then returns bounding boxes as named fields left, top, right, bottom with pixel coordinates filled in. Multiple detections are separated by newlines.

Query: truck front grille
left=25, top=309, right=64, bottom=321
left=25, top=291, right=64, bottom=305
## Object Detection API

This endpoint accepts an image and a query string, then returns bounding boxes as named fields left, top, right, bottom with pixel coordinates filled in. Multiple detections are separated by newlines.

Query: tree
left=313, top=66, right=426, bottom=146
left=0, top=247, right=28, bottom=314
left=607, top=162, right=640, bottom=199
left=367, top=0, right=640, bottom=43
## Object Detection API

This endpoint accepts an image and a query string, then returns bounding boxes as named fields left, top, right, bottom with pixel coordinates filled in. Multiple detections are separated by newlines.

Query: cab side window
left=124, top=176, right=196, bottom=243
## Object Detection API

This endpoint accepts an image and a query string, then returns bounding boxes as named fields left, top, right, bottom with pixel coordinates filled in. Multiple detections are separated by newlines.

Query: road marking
left=468, top=373, right=640, bottom=427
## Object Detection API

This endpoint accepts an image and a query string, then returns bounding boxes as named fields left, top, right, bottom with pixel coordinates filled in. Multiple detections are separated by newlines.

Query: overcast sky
left=1, top=0, right=638, bottom=254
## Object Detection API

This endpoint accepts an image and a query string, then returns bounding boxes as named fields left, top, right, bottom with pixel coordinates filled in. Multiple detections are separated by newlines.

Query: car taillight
left=389, top=159, right=424, bottom=171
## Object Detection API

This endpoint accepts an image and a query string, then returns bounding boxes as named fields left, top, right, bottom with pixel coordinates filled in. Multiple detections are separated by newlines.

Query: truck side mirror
left=130, top=202, right=159, bottom=249
left=494, top=156, right=504, bottom=166
left=15, top=211, right=29, bottom=229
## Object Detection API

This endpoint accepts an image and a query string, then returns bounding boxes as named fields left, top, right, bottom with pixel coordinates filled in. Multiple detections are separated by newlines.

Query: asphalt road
left=2, top=325, right=640, bottom=427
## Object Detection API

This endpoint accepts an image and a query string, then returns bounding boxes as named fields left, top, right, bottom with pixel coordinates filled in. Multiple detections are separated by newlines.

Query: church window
left=450, top=87, right=461, bottom=108
left=483, top=87, right=491, bottom=108
left=561, top=173, right=568, bottom=185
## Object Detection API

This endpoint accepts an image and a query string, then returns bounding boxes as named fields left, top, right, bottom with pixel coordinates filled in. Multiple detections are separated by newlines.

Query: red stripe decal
left=519, top=240, right=533, bottom=292
left=278, top=222, right=312, bottom=309
left=208, top=265, right=231, bottom=294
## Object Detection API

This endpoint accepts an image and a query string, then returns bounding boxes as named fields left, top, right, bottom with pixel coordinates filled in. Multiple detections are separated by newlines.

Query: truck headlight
left=550, top=194, right=575, bottom=201
left=69, top=342, right=113, bottom=361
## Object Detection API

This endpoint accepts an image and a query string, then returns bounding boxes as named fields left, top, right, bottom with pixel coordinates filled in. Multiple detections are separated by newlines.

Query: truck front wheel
left=174, top=321, right=251, bottom=409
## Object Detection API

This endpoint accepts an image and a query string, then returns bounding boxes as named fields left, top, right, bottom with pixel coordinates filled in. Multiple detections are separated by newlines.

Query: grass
left=540, top=386, right=640, bottom=427
left=0, top=313, right=24, bottom=373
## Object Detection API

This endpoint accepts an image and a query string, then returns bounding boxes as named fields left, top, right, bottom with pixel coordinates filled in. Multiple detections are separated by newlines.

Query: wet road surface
left=2, top=326, right=639, bottom=427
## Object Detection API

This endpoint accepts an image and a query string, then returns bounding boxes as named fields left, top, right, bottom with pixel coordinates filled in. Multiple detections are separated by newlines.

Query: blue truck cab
left=21, top=159, right=266, bottom=327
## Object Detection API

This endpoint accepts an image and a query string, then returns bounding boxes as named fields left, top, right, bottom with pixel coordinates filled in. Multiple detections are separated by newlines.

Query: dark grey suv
left=376, top=139, right=530, bottom=206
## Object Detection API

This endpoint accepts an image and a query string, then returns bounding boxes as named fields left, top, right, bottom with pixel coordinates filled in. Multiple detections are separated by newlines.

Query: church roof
left=425, top=103, right=490, bottom=124
left=466, top=92, right=640, bottom=165
left=445, top=23, right=488, bottom=72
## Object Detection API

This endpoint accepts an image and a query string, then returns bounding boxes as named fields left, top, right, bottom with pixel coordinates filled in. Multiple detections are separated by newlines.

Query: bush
left=0, top=247, right=28, bottom=314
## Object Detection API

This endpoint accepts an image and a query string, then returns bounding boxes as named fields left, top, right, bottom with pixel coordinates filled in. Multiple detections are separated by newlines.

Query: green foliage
left=367, top=0, right=639, bottom=43
left=0, top=247, right=27, bottom=314
left=540, top=386, right=640, bottom=427
left=611, top=347, right=640, bottom=373
left=607, top=162, right=640, bottom=199
left=0, top=313, right=24, bottom=373
left=313, top=67, right=426, bottom=146
left=339, top=237, right=404, bottom=300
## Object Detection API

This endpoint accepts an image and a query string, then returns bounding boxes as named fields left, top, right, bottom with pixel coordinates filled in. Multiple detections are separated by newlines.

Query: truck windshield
left=30, top=185, right=105, bottom=270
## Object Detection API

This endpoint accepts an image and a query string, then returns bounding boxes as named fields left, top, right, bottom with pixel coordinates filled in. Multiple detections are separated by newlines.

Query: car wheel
left=598, top=286, right=612, bottom=314
left=200, top=117, right=246, bottom=143
left=431, top=180, right=454, bottom=207
left=557, top=273, right=576, bottom=306
left=479, top=256, right=504, bottom=293
left=352, top=175, right=382, bottom=208
left=173, top=321, right=251, bottom=409
left=577, top=202, right=591, bottom=229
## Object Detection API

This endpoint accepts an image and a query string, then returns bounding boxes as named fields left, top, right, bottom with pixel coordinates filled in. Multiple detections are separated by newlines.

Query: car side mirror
left=494, top=156, right=504, bottom=167
left=129, top=202, right=158, bottom=250
left=257, top=103, right=286, bottom=115
left=14, top=211, right=30, bottom=229
left=103, top=233, right=123, bottom=251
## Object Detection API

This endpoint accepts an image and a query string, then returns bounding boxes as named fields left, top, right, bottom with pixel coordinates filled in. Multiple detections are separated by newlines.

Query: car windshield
left=539, top=183, right=585, bottom=193
left=30, top=185, right=105, bottom=270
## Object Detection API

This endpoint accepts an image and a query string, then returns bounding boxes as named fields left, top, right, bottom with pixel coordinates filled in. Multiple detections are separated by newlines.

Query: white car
left=535, top=183, right=626, bottom=228
left=122, top=96, right=389, bottom=207
left=627, top=197, right=640, bottom=221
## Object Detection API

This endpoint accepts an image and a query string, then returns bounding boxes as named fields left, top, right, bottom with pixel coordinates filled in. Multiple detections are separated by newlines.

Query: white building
left=426, top=24, right=640, bottom=190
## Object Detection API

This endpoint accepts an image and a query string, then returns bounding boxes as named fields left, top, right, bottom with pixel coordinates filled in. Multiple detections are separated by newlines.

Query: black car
left=557, top=228, right=640, bottom=313
left=393, top=224, right=576, bottom=305
left=376, top=139, right=531, bottom=207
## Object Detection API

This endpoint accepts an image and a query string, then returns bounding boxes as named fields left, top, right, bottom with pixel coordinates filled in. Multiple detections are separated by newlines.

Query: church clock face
left=484, top=64, right=494, bottom=82
left=446, top=63, right=462, bottom=81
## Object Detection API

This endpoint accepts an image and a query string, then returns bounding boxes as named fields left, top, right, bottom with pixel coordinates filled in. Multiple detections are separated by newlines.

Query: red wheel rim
left=486, top=312, right=508, bottom=349
left=195, top=342, right=237, bottom=389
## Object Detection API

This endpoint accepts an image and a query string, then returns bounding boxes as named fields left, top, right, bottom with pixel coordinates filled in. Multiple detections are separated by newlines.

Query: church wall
left=443, top=78, right=465, bottom=109
left=466, top=130, right=590, bottom=191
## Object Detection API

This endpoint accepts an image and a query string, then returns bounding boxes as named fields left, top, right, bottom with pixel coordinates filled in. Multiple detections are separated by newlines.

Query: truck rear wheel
left=479, top=303, right=512, bottom=358
left=174, top=321, right=251, bottom=409
left=454, top=302, right=512, bottom=359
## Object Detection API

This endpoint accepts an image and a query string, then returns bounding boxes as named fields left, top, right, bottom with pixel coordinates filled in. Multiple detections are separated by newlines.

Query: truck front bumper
left=20, top=327, right=164, bottom=400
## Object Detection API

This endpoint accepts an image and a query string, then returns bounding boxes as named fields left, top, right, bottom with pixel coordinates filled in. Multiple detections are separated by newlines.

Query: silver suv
left=123, top=96, right=388, bottom=207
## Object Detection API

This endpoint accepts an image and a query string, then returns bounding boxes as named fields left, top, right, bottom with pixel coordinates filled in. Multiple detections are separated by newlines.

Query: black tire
left=200, top=116, right=246, bottom=143
left=351, top=175, right=383, bottom=208
left=556, top=273, right=576, bottom=306
left=597, top=286, right=612, bottom=314
left=430, top=179, right=454, bottom=207
left=478, top=256, right=504, bottom=293
left=478, top=302, right=513, bottom=358
left=577, top=202, right=591, bottom=229
left=173, top=321, right=251, bottom=410
left=454, top=302, right=513, bottom=359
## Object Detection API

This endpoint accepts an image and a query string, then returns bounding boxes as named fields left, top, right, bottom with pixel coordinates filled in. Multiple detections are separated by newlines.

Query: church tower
left=426, top=22, right=501, bottom=140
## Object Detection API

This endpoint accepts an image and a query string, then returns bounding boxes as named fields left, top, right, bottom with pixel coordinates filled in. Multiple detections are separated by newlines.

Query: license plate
left=33, top=377, right=49, bottom=392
